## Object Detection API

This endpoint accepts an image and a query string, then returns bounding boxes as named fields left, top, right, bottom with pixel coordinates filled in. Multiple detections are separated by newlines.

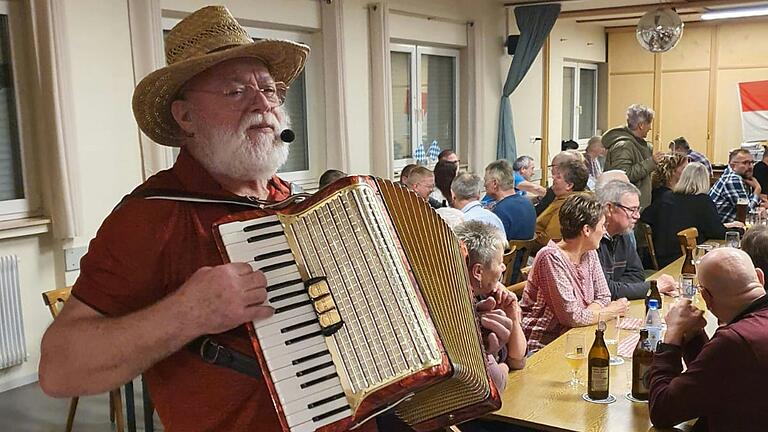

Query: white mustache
left=240, top=113, right=281, bottom=135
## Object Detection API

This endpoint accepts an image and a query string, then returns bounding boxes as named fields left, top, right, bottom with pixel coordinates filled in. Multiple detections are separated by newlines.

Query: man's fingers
left=228, top=262, right=257, bottom=275
left=243, top=288, right=268, bottom=306
left=476, top=296, right=497, bottom=312
left=248, top=305, right=275, bottom=322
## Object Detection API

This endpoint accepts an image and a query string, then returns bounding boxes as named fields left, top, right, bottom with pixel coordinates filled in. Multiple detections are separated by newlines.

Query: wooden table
left=486, top=254, right=707, bottom=432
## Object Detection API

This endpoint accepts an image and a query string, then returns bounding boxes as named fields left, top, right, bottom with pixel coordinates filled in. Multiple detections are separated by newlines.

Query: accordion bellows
left=213, top=176, right=500, bottom=432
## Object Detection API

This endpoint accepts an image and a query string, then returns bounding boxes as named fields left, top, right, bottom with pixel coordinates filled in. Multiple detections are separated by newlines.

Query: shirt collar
left=730, top=293, right=768, bottom=324
left=461, top=200, right=483, bottom=213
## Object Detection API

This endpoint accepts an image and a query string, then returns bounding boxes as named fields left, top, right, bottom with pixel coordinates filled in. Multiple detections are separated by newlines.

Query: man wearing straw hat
left=38, top=6, right=374, bottom=432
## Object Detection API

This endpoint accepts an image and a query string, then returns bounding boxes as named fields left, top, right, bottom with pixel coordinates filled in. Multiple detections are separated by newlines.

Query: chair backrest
left=677, top=227, right=699, bottom=256
left=508, top=238, right=536, bottom=283
left=42, top=287, right=72, bottom=318
left=507, top=280, right=527, bottom=298
left=637, top=222, right=659, bottom=270
left=501, top=245, right=517, bottom=286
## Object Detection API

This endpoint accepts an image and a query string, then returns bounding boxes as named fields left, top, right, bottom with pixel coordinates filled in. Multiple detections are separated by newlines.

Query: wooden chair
left=508, top=239, right=536, bottom=283
left=501, top=245, right=517, bottom=286
left=637, top=221, right=659, bottom=271
left=507, top=280, right=527, bottom=298
left=677, top=227, right=699, bottom=256
left=41, top=287, right=126, bottom=432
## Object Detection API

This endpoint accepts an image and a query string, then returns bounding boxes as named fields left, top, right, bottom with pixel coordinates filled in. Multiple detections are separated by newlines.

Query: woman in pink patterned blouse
left=520, top=193, right=629, bottom=352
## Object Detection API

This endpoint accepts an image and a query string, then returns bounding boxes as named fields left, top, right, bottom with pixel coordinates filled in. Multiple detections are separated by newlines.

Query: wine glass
left=725, top=231, right=741, bottom=249
left=693, top=244, right=712, bottom=272
left=564, top=333, right=587, bottom=387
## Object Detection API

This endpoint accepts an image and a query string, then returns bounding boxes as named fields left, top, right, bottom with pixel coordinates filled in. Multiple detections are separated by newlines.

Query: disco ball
left=636, top=7, right=684, bottom=53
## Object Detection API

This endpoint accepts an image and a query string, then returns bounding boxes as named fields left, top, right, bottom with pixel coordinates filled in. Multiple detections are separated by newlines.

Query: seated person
left=649, top=152, right=688, bottom=203
left=742, top=224, right=768, bottom=275
left=451, top=172, right=505, bottom=235
left=585, top=136, right=605, bottom=190
left=669, top=136, right=712, bottom=175
left=512, top=155, right=546, bottom=197
left=399, top=163, right=417, bottom=186
left=596, top=180, right=678, bottom=300
left=404, top=166, right=444, bottom=209
left=535, top=150, right=583, bottom=216
left=454, top=221, right=527, bottom=392
left=318, top=169, right=346, bottom=189
left=438, top=149, right=459, bottom=163
left=532, top=159, right=589, bottom=253
left=649, top=248, right=768, bottom=431
left=709, top=148, right=762, bottom=223
left=430, top=159, right=459, bottom=207
left=641, top=162, right=743, bottom=267
left=520, top=193, right=629, bottom=352
left=483, top=160, right=536, bottom=241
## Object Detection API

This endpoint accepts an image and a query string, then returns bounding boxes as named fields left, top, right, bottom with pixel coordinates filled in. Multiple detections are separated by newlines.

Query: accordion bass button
left=318, top=310, right=344, bottom=337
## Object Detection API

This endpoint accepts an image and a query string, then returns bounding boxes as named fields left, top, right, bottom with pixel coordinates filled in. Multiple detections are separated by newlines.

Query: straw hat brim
left=132, top=39, right=309, bottom=147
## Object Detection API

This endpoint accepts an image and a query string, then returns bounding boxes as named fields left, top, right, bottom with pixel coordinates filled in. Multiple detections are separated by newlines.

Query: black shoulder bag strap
left=125, top=188, right=312, bottom=379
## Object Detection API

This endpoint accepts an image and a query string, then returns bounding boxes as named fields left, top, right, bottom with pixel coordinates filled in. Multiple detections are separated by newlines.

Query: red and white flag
left=739, top=80, right=768, bottom=142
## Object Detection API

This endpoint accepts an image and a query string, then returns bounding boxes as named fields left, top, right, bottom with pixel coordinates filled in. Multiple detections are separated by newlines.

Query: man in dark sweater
left=595, top=180, right=678, bottom=300
left=649, top=248, right=768, bottom=431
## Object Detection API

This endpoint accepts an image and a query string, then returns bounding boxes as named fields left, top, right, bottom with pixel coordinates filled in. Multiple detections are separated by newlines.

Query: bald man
left=648, top=248, right=768, bottom=431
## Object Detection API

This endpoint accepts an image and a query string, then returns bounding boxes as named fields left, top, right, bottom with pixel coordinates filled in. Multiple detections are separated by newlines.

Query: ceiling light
left=701, top=5, right=768, bottom=20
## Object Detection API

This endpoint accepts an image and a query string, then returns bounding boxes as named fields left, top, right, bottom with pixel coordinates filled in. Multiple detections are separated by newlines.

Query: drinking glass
left=599, top=312, right=624, bottom=365
left=725, top=231, right=741, bottom=249
left=564, top=333, right=587, bottom=387
left=679, top=273, right=696, bottom=300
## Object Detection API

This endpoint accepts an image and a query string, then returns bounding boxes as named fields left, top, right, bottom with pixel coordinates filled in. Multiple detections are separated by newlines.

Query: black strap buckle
left=199, top=338, right=224, bottom=364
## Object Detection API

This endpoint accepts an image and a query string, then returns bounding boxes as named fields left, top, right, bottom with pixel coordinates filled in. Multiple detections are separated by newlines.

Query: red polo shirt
left=72, top=149, right=292, bottom=431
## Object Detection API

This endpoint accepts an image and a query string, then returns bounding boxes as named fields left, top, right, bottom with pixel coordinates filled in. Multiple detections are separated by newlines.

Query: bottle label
left=590, top=366, right=609, bottom=391
left=634, top=363, right=651, bottom=394
left=647, top=328, right=661, bottom=352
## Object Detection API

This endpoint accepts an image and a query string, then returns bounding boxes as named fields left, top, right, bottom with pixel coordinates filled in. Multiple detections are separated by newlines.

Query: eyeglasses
left=185, top=81, right=287, bottom=109
left=734, top=160, right=755, bottom=166
left=612, top=202, right=641, bottom=217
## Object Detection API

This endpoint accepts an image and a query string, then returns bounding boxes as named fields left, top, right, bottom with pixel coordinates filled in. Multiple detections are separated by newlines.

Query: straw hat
left=132, top=6, right=309, bottom=147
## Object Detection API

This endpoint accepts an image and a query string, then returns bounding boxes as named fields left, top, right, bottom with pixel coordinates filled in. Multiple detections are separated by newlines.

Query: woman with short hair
left=641, top=162, right=743, bottom=267
left=521, top=193, right=629, bottom=352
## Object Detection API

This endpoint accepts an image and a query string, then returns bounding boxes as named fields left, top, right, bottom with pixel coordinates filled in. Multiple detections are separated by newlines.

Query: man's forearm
left=40, top=293, right=204, bottom=397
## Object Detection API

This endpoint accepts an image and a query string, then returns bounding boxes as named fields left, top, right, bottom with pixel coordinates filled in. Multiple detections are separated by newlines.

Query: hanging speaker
left=506, top=35, right=520, bottom=55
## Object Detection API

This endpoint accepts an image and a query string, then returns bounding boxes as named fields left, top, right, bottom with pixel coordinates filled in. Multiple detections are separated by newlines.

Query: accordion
left=213, top=176, right=500, bottom=432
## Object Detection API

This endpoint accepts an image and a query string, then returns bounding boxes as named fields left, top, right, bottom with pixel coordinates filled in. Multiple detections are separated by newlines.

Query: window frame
left=160, top=17, right=324, bottom=185
left=562, top=61, right=598, bottom=146
left=0, top=1, right=41, bottom=221
left=390, top=43, right=459, bottom=171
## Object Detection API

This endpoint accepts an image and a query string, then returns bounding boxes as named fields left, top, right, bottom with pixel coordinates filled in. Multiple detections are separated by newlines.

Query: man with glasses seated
left=596, top=181, right=678, bottom=300
left=709, top=148, right=764, bottom=223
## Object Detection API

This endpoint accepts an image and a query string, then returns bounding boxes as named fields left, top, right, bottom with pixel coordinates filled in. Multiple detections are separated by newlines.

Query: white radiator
left=0, top=255, right=27, bottom=369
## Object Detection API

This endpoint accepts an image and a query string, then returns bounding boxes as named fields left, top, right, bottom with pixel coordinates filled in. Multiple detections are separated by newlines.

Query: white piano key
left=273, top=367, right=342, bottom=405
left=263, top=264, right=301, bottom=280
left=282, top=385, right=347, bottom=419
left=217, top=215, right=280, bottom=236
left=285, top=395, right=349, bottom=428
left=263, top=332, right=325, bottom=364
left=270, top=352, right=333, bottom=382
left=225, top=240, right=291, bottom=263
left=256, top=311, right=318, bottom=340
left=252, top=303, right=316, bottom=330
left=291, top=407, right=353, bottom=432
left=221, top=230, right=288, bottom=250
left=264, top=340, right=327, bottom=372
left=267, top=290, right=310, bottom=311
left=259, top=320, right=322, bottom=350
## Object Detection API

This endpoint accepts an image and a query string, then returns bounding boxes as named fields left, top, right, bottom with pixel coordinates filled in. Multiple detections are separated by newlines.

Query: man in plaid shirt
left=669, top=137, right=712, bottom=175
left=709, top=148, right=763, bottom=223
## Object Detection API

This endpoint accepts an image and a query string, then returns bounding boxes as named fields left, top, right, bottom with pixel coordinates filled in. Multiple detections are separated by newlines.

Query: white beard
left=187, top=110, right=291, bottom=182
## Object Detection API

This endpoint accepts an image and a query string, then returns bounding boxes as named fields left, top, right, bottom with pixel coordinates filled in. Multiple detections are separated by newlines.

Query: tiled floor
left=0, top=379, right=162, bottom=432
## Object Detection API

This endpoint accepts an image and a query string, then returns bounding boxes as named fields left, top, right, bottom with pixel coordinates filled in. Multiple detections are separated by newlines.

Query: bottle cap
left=597, top=320, right=606, bottom=331
left=648, top=298, right=659, bottom=309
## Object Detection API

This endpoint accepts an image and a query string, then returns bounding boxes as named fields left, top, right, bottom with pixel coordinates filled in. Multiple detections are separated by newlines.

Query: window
left=390, top=44, right=458, bottom=169
left=0, top=2, right=37, bottom=221
left=162, top=19, right=322, bottom=184
left=562, top=62, right=598, bottom=143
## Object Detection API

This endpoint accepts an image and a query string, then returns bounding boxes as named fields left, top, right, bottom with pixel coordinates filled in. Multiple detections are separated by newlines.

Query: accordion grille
left=375, top=180, right=491, bottom=425
left=283, top=183, right=442, bottom=408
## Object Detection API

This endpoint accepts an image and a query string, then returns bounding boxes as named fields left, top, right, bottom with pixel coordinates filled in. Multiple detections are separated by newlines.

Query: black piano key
left=307, top=392, right=346, bottom=410
left=296, top=360, right=334, bottom=377
left=243, top=219, right=282, bottom=232
left=267, top=278, right=303, bottom=293
left=300, top=372, right=338, bottom=389
left=260, top=260, right=295, bottom=273
left=275, top=299, right=312, bottom=314
left=254, top=249, right=292, bottom=261
left=312, top=405, right=350, bottom=422
left=292, top=350, right=330, bottom=366
left=270, top=289, right=307, bottom=303
left=285, top=330, right=323, bottom=346
left=246, top=231, right=284, bottom=243
left=281, top=318, right=318, bottom=334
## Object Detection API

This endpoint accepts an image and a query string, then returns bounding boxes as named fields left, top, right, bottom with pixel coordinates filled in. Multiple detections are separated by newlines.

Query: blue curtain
left=497, top=4, right=561, bottom=161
